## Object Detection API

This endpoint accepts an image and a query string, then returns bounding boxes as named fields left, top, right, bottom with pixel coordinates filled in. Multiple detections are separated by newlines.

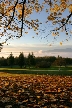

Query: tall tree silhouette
left=18, top=52, right=25, bottom=68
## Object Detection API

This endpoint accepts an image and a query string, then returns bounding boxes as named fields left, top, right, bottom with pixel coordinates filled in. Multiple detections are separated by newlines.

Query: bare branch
left=5, top=0, right=19, bottom=27
left=21, top=0, right=26, bottom=36
left=52, top=12, right=72, bottom=32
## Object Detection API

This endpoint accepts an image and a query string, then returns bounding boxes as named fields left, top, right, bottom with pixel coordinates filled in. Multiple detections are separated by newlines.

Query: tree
left=46, top=56, right=56, bottom=63
left=65, top=57, right=72, bottom=66
left=53, top=56, right=66, bottom=67
left=27, top=52, right=35, bottom=68
left=7, top=52, right=14, bottom=67
left=18, top=52, right=25, bottom=68
left=14, top=56, right=19, bottom=65
left=0, top=43, right=3, bottom=52
left=36, top=61, right=51, bottom=68
left=0, top=0, right=72, bottom=46
left=0, top=57, right=8, bottom=66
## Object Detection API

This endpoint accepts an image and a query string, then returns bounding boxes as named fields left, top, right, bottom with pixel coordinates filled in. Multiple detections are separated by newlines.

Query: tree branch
left=21, top=0, right=26, bottom=36
left=52, top=12, right=72, bottom=32
left=5, top=0, right=19, bottom=27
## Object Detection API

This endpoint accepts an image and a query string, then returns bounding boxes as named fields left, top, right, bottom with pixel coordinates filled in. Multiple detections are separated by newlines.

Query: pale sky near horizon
left=0, top=0, right=72, bottom=58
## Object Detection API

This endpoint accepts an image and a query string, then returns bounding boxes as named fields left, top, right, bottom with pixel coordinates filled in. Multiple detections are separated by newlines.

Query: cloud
left=0, top=43, right=72, bottom=58
left=38, top=50, right=43, bottom=54
left=44, top=48, right=72, bottom=53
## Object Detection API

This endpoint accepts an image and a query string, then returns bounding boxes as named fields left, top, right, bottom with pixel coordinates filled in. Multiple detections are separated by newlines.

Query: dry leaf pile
left=0, top=75, right=72, bottom=108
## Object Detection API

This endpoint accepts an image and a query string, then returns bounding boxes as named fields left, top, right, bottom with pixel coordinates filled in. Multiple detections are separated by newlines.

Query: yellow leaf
left=16, top=100, right=19, bottom=103
left=60, top=0, right=66, bottom=2
left=18, top=10, right=22, bottom=14
left=52, top=32, right=56, bottom=36
left=68, top=4, right=72, bottom=12
left=37, top=96, right=40, bottom=98
left=46, top=9, right=48, bottom=12
left=36, top=32, right=38, bottom=35
left=60, top=2, right=67, bottom=9
left=25, top=32, right=28, bottom=34
left=34, top=27, right=37, bottom=31
left=60, top=42, right=62, bottom=45
left=50, top=4, right=60, bottom=12
left=36, top=19, right=39, bottom=22
left=5, top=82, right=9, bottom=86
left=70, top=30, right=72, bottom=34
left=58, top=88, right=61, bottom=92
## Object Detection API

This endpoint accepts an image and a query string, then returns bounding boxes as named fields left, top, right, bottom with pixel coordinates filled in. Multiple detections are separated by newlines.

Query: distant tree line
left=0, top=52, right=72, bottom=68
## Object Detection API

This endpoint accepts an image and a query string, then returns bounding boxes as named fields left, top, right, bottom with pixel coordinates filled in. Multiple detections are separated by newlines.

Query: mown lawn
left=0, top=67, right=72, bottom=76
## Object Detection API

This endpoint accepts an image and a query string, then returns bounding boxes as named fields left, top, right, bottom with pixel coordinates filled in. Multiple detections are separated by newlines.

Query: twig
left=52, top=12, right=72, bottom=32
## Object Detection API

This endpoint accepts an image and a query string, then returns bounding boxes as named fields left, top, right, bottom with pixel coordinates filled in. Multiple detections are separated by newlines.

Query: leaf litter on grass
left=0, top=72, right=72, bottom=108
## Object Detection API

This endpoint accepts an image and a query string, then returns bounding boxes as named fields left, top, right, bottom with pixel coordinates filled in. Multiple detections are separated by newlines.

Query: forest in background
left=0, top=52, right=72, bottom=68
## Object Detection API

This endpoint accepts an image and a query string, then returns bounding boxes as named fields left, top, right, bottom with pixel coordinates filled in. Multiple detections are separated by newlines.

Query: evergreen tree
left=7, top=52, right=14, bottom=68
left=18, top=52, right=25, bottom=68
left=28, top=52, right=35, bottom=68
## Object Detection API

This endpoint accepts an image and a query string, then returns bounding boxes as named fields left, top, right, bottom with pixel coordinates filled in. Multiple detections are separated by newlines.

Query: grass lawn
left=0, top=67, right=72, bottom=76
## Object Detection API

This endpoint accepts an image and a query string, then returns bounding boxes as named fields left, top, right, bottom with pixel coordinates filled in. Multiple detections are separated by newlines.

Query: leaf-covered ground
left=0, top=73, right=72, bottom=108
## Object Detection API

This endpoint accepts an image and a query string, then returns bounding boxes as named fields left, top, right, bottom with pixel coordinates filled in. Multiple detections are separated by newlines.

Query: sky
left=0, top=0, right=72, bottom=58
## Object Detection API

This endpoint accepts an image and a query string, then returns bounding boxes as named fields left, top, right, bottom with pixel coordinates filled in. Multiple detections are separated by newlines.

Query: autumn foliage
left=0, top=74, right=72, bottom=107
left=0, top=0, right=72, bottom=46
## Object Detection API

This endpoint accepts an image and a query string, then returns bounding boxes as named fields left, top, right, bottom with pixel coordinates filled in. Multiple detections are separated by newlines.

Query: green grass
left=0, top=66, right=72, bottom=76
left=0, top=66, right=72, bottom=70
left=0, top=65, right=72, bottom=69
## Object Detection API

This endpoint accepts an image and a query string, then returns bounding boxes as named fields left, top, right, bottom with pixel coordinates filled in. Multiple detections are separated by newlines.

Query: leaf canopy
left=0, top=0, right=72, bottom=46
